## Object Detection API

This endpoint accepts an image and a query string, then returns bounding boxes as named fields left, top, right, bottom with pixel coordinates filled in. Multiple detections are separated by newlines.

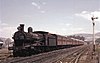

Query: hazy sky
left=0, top=0, right=100, bottom=38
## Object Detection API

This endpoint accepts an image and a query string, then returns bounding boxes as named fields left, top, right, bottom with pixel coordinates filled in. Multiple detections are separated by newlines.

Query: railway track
left=54, top=44, right=100, bottom=63
left=1, top=45, right=88, bottom=63
left=52, top=45, right=89, bottom=63
left=0, top=53, right=10, bottom=61
left=0, top=49, right=12, bottom=62
left=32, top=45, right=90, bottom=63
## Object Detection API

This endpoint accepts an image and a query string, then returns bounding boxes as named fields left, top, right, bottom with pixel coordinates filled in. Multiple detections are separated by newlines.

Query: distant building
left=0, top=42, right=3, bottom=49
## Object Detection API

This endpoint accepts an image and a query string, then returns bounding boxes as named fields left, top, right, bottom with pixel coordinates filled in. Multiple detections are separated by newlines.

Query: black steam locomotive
left=12, top=24, right=84, bottom=56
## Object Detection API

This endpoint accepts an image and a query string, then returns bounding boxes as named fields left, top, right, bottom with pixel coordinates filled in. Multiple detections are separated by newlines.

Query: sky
left=0, top=0, right=100, bottom=38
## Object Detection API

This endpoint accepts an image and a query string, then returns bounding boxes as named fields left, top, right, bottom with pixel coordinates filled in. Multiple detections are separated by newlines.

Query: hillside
left=73, top=32, right=100, bottom=41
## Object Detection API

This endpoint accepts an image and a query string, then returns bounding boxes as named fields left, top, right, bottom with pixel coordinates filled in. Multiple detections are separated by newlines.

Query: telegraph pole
left=91, top=16, right=98, bottom=52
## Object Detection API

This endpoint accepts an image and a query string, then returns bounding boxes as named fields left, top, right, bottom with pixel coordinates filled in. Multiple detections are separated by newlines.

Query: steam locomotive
left=12, top=24, right=84, bottom=56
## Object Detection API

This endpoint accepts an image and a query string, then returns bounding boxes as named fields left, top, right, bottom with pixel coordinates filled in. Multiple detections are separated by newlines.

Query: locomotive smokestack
left=20, top=24, right=24, bottom=31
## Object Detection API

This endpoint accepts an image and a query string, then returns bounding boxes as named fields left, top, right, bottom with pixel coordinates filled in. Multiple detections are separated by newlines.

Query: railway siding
left=53, top=45, right=89, bottom=63
left=78, top=44, right=100, bottom=63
